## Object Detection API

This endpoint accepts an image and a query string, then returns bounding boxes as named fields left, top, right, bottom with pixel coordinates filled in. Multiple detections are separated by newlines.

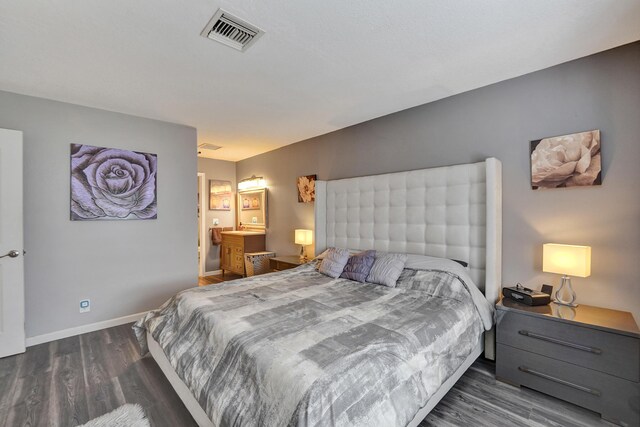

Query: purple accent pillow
left=340, top=250, right=376, bottom=282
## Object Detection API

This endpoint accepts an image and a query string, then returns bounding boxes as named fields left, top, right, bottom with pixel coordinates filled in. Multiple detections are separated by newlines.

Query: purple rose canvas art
left=71, top=144, right=157, bottom=220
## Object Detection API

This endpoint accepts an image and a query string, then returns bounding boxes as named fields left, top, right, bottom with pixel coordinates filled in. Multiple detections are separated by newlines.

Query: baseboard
left=202, top=269, right=222, bottom=277
left=25, top=311, right=148, bottom=347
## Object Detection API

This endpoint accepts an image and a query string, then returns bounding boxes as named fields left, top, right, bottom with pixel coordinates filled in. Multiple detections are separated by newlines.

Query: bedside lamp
left=543, top=243, right=591, bottom=307
left=295, top=229, right=313, bottom=261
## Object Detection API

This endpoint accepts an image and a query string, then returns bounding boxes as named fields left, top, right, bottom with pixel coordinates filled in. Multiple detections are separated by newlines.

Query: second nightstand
left=496, top=299, right=640, bottom=426
left=269, top=255, right=306, bottom=272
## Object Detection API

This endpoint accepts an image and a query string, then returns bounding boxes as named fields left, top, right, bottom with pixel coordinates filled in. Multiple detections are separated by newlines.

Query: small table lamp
left=543, top=243, right=591, bottom=307
left=295, top=229, right=313, bottom=261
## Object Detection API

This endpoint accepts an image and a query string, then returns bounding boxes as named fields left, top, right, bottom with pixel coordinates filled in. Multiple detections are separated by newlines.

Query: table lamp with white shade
left=543, top=243, right=591, bottom=307
left=295, top=229, right=313, bottom=261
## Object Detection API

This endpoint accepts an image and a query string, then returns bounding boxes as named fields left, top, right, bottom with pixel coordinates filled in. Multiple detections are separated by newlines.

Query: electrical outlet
left=213, top=218, right=219, bottom=225
left=79, top=299, right=91, bottom=313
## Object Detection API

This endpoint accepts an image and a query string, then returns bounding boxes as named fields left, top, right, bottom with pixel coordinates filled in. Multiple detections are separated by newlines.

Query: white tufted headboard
left=314, top=158, right=502, bottom=358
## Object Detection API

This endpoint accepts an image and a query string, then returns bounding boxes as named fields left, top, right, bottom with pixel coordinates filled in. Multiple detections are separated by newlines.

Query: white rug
left=79, top=404, right=150, bottom=427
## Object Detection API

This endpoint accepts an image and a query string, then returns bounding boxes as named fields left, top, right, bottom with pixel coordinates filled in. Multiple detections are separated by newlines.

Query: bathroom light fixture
left=238, top=175, right=266, bottom=191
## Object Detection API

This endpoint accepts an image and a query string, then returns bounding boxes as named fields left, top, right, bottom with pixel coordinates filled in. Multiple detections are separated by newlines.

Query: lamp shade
left=294, top=229, right=313, bottom=246
left=543, top=243, right=591, bottom=277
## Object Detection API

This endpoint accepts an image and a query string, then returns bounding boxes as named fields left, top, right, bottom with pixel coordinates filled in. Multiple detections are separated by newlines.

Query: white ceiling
left=1, top=1, right=639, bottom=161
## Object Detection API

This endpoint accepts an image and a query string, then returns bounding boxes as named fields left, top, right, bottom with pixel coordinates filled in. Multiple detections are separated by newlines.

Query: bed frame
left=148, top=158, right=502, bottom=427
left=315, top=158, right=502, bottom=358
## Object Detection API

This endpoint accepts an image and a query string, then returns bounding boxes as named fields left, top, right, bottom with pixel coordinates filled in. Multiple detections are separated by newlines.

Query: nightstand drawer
left=497, top=310, right=639, bottom=381
left=497, top=344, right=639, bottom=427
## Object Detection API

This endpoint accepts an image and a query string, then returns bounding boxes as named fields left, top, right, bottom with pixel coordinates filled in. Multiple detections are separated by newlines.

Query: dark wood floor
left=0, top=275, right=615, bottom=427
left=198, top=273, right=242, bottom=286
left=0, top=324, right=194, bottom=427
left=0, top=325, right=615, bottom=427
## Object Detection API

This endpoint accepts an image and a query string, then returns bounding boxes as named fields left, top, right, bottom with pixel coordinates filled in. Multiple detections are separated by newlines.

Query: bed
left=134, top=158, right=502, bottom=427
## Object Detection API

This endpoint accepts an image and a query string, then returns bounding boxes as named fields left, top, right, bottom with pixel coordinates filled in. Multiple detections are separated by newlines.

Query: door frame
left=198, top=173, right=207, bottom=276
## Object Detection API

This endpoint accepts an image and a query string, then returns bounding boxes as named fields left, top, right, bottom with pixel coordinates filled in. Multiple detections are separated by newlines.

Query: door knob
left=0, top=250, right=20, bottom=259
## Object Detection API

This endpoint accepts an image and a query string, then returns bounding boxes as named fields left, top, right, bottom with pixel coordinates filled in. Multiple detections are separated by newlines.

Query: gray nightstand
left=268, top=255, right=307, bottom=272
left=496, top=299, right=640, bottom=426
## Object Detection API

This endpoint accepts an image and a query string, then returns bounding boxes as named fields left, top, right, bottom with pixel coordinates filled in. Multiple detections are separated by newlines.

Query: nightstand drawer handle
left=518, top=330, right=602, bottom=354
left=518, top=366, right=601, bottom=396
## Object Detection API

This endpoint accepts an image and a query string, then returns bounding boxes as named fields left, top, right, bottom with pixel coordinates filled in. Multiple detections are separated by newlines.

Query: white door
left=0, top=128, right=25, bottom=358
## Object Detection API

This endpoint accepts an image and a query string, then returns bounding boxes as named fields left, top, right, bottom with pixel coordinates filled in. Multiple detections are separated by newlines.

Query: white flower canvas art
left=530, top=130, right=602, bottom=190
left=297, top=174, right=316, bottom=203
left=71, top=144, right=158, bottom=220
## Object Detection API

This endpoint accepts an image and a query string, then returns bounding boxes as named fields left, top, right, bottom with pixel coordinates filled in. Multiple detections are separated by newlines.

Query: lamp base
left=552, top=300, right=579, bottom=308
left=554, top=275, right=578, bottom=307
left=299, top=245, right=307, bottom=261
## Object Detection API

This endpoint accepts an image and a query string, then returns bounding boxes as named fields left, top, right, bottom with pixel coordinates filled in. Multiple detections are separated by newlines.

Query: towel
left=211, top=227, right=223, bottom=245
left=210, top=226, right=233, bottom=246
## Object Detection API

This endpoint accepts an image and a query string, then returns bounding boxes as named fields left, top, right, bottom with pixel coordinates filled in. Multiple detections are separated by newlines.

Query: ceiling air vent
left=201, top=9, right=263, bottom=52
left=198, top=143, right=222, bottom=151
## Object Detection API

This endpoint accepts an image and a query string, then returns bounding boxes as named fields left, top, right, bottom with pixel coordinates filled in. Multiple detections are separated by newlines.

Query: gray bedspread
left=133, top=262, right=491, bottom=427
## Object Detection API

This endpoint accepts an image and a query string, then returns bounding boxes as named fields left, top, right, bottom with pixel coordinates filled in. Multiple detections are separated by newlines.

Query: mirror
left=237, top=188, right=267, bottom=230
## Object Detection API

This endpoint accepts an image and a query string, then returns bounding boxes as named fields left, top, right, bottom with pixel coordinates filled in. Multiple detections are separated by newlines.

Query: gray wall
left=0, top=90, right=197, bottom=338
left=198, top=157, right=236, bottom=272
left=237, top=42, right=640, bottom=322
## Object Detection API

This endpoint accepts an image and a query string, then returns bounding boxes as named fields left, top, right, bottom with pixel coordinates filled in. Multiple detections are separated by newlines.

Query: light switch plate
left=213, top=218, right=219, bottom=225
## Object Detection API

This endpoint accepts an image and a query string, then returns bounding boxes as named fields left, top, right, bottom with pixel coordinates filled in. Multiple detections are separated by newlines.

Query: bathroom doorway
left=197, top=173, right=206, bottom=277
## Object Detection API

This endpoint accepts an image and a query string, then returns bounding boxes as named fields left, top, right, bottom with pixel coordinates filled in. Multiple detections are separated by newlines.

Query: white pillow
left=314, top=248, right=362, bottom=260
left=367, top=253, right=408, bottom=287
left=317, top=247, right=351, bottom=278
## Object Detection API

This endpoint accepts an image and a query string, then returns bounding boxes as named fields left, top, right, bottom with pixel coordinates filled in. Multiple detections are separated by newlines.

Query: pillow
left=340, top=250, right=376, bottom=282
left=367, top=253, right=408, bottom=287
left=318, top=247, right=351, bottom=278
left=314, top=248, right=362, bottom=260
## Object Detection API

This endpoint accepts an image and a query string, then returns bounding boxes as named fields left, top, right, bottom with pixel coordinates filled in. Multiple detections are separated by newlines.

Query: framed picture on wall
left=297, top=174, right=317, bottom=203
left=70, top=144, right=157, bottom=220
left=240, top=193, right=261, bottom=210
left=530, top=129, right=602, bottom=190
left=209, top=179, right=232, bottom=210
